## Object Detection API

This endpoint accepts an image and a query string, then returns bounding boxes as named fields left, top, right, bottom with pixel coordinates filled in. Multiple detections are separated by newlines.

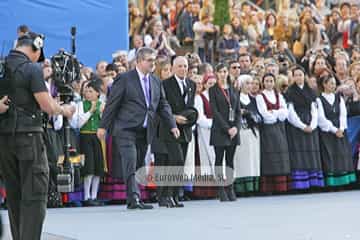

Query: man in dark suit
left=97, top=47, right=180, bottom=210
left=157, top=56, right=196, bottom=208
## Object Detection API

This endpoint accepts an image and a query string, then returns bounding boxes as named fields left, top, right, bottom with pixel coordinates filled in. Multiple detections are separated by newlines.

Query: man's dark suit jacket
left=100, top=69, right=176, bottom=144
left=158, top=76, right=196, bottom=143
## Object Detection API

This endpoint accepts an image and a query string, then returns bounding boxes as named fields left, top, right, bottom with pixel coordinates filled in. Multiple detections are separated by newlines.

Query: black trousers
left=214, top=145, right=236, bottom=184
left=0, top=133, right=49, bottom=240
left=161, top=141, right=188, bottom=198
left=113, top=129, right=148, bottom=204
left=154, top=152, right=171, bottom=199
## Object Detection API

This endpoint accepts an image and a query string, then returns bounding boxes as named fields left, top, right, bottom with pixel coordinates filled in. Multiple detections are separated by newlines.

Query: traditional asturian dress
left=192, top=91, right=217, bottom=198
left=317, top=93, right=356, bottom=186
left=286, top=83, right=324, bottom=190
left=256, top=89, right=291, bottom=193
left=233, top=93, right=261, bottom=194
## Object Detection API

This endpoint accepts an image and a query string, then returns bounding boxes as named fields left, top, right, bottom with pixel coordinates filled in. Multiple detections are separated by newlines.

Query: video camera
left=51, top=49, right=80, bottom=103
left=51, top=27, right=83, bottom=193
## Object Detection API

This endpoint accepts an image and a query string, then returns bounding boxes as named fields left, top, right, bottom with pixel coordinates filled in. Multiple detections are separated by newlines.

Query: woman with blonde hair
left=154, top=57, right=172, bottom=80
left=276, top=74, right=289, bottom=94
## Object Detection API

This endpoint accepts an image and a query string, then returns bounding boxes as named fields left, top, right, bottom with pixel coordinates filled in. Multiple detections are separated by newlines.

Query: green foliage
left=213, top=0, right=230, bottom=29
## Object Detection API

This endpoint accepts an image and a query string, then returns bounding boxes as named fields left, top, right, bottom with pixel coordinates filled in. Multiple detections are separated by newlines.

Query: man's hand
left=228, top=127, right=238, bottom=139
left=61, top=104, right=75, bottom=118
left=175, top=115, right=188, bottom=125
left=0, top=96, right=9, bottom=114
left=303, top=126, right=312, bottom=133
left=171, top=128, right=180, bottom=139
left=97, top=128, right=106, bottom=140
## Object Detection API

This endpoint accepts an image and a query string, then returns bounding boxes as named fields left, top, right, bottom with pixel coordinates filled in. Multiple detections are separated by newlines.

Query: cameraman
left=0, top=32, right=74, bottom=240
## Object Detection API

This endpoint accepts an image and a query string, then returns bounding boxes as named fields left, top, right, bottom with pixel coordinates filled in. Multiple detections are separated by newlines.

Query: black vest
left=0, top=51, right=43, bottom=134
left=319, top=94, right=340, bottom=128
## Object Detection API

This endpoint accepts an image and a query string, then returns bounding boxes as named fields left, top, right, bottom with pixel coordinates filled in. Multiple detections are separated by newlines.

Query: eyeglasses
left=144, top=58, right=156, bottom=62
left=231, top=66, right=241, bottom=69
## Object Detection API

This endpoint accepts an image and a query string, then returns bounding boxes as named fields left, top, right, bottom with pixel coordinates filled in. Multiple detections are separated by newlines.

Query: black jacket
left=100, top=69, right=176, bottom=144
left=159, top=76, right=196, bottom=143
left=209, top=84, right=241, bottom=146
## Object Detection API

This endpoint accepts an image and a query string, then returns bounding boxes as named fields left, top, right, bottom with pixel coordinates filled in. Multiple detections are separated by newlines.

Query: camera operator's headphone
left=18, top=32, right=44, bottom=52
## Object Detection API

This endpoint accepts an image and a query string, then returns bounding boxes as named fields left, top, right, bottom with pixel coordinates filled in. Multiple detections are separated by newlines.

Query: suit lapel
left=185, top=78, right=193, bottom=107
left=229, top=86, right=235, bottom=107
left=132, top=70, right=147, bottom=107
left=150, top=75, right=156, bottom=110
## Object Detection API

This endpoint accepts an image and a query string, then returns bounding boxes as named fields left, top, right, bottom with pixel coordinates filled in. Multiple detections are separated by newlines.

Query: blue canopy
left=0, top=0, right=129, bottom=68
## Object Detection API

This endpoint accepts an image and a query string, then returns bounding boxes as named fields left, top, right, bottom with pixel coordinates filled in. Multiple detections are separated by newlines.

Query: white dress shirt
left=136, top=67, right=150, bottom=127
left=174, top=74, right=188, bottom=103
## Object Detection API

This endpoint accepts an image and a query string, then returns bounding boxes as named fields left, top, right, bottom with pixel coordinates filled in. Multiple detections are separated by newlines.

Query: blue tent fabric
left=0, top=0, right=128, bottom=68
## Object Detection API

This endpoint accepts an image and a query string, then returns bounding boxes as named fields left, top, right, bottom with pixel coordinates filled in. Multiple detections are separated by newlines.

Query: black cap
left=17, top=32, right=45, bottom=62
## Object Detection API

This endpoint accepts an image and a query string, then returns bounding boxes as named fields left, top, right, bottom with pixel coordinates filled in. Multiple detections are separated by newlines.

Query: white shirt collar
left=136, top=67, right=149, bottom=81
left=174, top=74, right=186, bottom=82
left=175, top=74, right=187, bottom=89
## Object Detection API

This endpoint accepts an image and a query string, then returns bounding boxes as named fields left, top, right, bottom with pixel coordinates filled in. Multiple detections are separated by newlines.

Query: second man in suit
left=157, top=56, right=197, bottom=208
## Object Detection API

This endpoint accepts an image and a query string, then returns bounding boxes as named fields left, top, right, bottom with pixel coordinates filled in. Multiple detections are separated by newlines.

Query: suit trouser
left=113, top=130, right=147, bottom=204
left=163, top=142, right=188, bottom=198
left=154, top=152, right=171, bottom=199
left=0, top=133, right=49, bottom=240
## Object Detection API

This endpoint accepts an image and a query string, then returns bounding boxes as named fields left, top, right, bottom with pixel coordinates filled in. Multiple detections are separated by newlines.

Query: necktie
left=143, top=76, right=151, bottom=106
left=181, top=80, right=187, bottom=99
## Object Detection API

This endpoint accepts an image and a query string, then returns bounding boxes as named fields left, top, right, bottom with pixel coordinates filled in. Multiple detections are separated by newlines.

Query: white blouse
left=288, top=102, right=318, bottom=130
left=256, top=89, right=288, bottom=124
left=240, top=93, right=251, bottom=106
left=194, top=91, right=212, bottom=129
left=316, top=93, right=347, bottom=133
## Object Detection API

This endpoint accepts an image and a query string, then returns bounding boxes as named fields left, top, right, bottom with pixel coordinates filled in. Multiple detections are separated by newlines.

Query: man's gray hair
left=136, top=47, right=157, bottom=62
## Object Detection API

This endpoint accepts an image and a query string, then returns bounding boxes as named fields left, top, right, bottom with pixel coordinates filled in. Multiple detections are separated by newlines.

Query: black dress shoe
left=172, top=197, right=184, bottom=208
left=83, top=199, right=102, bottom=207
left=218, top=187, right=229, bottom=202
left=127, top=199, right=154, bottom=210
left=93, top=199, right=105, bottom=206
left=158, top=197, right=172, bottom=208
left=226, top=185, right=237, bottom=202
